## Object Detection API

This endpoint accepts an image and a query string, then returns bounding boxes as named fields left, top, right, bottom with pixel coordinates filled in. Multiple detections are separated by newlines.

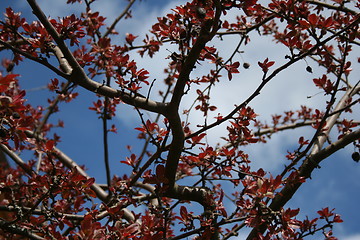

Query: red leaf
left=298, top=20, right=310, bottom=28
left=317, top=207, right=333, bottom=219
left=45, top=140, right=55, bottom=151
left=134, top=127, right=146, bottom=133
left=156, top=164, right=165, bottom=178
left=190, top=133, right=206, bottom=145
left=71, top=169, right=87, bottom=182
left=186, top=155, right=200, bottom=162
left=258, top=58, right=275, bottom=73
left=323, top=17, right=333, bottom=28
left=125, top=33, right=138, bottom=45
left=333, top=214, right=343, bottom=223
left=83, top=177, right=95, bottom=188
left=180, top=206, right=188, bottom=220
left=308, top=14, right=318, bottom=26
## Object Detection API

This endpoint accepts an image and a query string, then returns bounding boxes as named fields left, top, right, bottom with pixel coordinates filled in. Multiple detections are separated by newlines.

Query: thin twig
left=103, top=0, right=136, bottom=38
left=102, top=77, right=112, bottom=191
left=186, top=17, right=360, bottom=140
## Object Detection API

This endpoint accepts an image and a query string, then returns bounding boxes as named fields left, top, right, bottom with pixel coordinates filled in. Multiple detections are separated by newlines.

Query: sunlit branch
left=0, top=38, right=24, bottom=51
left=26, top=0, right=166, bottom=114
left=0, top=144, right=35, bottom=176
left=133, top=182, right=158, bottom=206
left=26, top=0, right=82, bottom=72
left=253, top=119, right=360, bottom=137
left=306, top=0, right=358, bottom=15
left=51, top=145, right=136, bottom=222
left=246, top=83, right=360, bottom=239
left=266, top=127, right=360, bottom=216
left=52, top=147, right=108, bottom=200
left=278, top=87, right=359, bottom=179
left=0, top=39, right=69, bottom=78
left=309, top=45, right=351, bottom=156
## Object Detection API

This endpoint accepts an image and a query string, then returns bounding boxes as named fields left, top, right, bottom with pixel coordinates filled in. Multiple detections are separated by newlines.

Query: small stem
left=103, top=76, right=112, bottom=191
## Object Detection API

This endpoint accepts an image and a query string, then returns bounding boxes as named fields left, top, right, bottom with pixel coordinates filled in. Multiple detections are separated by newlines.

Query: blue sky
left=1, top=1, right=359, bottom=239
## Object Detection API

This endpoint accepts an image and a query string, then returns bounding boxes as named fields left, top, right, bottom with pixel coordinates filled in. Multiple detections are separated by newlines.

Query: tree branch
left=0, top=219, right=44, bottom=240
left=26, top=0, right=166, bottom=114
left=163, top=3, right=222, bottom=207
left=246, top=82, right=360, bottom=239
left=0, top=39, right=69, bottom=78
left=51, top=145, right=136, bottom=222
left=26, top=0, right=81, bottom=72
left=306, top=0, right=358, bottom=15
left=266, top=127, right=360, bottom=214
left=245, top=128, right=359, bottom=240
left=0, top=144, right=35, bottom=176
left=186, top=16, right=360, bottom=140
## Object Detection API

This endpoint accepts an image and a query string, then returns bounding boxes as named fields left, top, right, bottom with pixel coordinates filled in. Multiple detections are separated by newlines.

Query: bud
left=196, top=7, right=206, bottom=19
left=306, top=66, right=313, bottom=73
left=6, top=62, right=14, bottom=73
left=243, top=62, right=250, bottom=69
left=352, top=152, right=360, bottom=162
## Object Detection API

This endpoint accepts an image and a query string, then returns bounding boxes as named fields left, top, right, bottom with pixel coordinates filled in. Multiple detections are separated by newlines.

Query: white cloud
left=113, top=0, right=187, bottom=126
left=12, top=0, right=357, bottom=169
left=341, top=234, right=360, bottom=240
left=31, top=0, right=83, bottom=19
left=111, top=1, right=359, bottom=173
left=2, top=1, right=360, bottom=237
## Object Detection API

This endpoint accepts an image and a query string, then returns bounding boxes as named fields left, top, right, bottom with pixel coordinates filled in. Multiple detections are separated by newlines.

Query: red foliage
left=0, top=0, right=358, bottom=239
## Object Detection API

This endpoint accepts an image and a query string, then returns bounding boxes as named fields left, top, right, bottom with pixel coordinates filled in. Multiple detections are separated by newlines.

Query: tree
left=0, top=0, right=359, bottom=239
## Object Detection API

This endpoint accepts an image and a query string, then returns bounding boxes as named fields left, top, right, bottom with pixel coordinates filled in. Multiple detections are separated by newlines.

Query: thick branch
left=272, top=127, right=360, bottom=211
left=163, top=110, right=184, bottom=186
left=0, top=39, right=69, bottom=78
left=246, top=83, right=360, bottom=239
left=310, top=86, right=360, bottom=156
left=14, top=130, right=136, bottom=223
left=169, top=1, right=221, bottom=108
left=52, top=146, right=136, bottom=222
left=307, top=0, right=358, bottom=15
left=0, top=219, right=44, bottom=240
left=164, top=8, right=221, bottom=188
left=169, top=23, right=213, bottom=108
left=0, top=144, right=35, bottom=176
left=26, top=0, right=166, bottom=114
left=186, top=17, right=360, bottom=140
left=245, top=129, right=360, bottom=240
left=26, top=0, right=81, bottom=71
left=165, top=184, right=210, bottom=206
